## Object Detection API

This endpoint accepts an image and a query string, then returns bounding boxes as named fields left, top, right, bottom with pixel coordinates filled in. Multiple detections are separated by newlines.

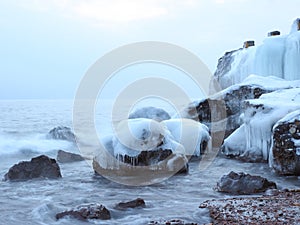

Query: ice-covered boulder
left=47, top=126, right=76, bottom=142
left=93, top=119, right=189, bottom=180
left=270, top=110, right=300, bottom=175
left=213, top=19, right=300, bottom=89
left=161, top=118, right=210, bottom=157
left=4, top=155, right=62, bottom=181
left=128, top=106, right=171, bottom=122
left=181, top=75, right=300, bottom=143
left=222, top=88, right=300, bottom=162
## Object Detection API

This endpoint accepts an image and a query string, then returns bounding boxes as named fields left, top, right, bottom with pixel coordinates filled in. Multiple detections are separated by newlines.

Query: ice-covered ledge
left=222, top=88, right=300, bottom=162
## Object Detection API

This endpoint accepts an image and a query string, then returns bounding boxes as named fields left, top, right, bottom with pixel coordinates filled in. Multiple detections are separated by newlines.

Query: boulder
left=56, top=150, right=84, bottom=163
left=47, top=126, right=76, bottom=142
left=56, top=204, right=110, bottom=221
left=215, top=171, right=277, bottom=195
left=270, top=110, right=300, bottom=175
left=115, top=198, right=145, bottom=210
left=128, top=107, right=171, bottom=122
left=222, top=87, right=300, bottom=161
left=4, top=155, right=62, bottom=181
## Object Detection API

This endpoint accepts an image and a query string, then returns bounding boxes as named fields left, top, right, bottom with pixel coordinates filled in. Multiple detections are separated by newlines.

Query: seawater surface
left=0, top=100, right=299, bottom=225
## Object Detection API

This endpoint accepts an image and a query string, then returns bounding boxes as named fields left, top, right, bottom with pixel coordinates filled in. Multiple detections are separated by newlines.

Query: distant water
left=0, top=99, right=299, bottom=225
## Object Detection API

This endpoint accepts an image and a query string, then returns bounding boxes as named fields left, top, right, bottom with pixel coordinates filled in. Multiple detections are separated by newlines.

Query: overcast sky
left=1, top=0, right=299, bottom=99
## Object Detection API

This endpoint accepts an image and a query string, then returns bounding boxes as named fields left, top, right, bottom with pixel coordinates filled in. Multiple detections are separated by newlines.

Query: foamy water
left=0, top=100, right=299, bottom=225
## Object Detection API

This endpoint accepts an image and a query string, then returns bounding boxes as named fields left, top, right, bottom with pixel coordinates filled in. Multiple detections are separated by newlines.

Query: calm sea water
left=0, top=99, right=299, bottom=225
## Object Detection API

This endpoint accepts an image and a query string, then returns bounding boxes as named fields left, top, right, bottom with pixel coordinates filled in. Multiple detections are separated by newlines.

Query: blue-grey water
left=0, top=99, right=299, bottom=225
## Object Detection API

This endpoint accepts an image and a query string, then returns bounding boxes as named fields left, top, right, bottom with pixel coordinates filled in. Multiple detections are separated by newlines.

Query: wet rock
left=47, top=126, right=76, bottom=142
left=4, top=155, right=62, bottom=181
left=128, top=106, right=171, bottom=122
left=270, top=110, right=300, bottom=175
left=56, top=204, right=111, bottom=221
left=57, top=150, right=84, bottom=163
left=148, top=219, right=198, bottom=225
left=115, top=198, right=145, bottom=210
left=215, top=171, right=276, bottom=194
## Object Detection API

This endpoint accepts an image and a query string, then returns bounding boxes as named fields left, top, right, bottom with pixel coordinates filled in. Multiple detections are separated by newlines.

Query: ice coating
left=215, top=19, right=300, bottom=89
left=162, top=118, right=210, bottom=156
left=113, top=118, right=166, bottom=153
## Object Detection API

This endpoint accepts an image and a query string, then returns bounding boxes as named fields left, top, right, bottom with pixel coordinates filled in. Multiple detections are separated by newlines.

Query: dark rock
left=271, top=110, right=300, bottom=175
left=128, top=107, right=171, bottom=122
left=4, top=155, right=62, bottom=181
left=56, top=204, right=110, bottom=221
left=148, top=219, right=198, bottom=225
left=47, top=126, right=76, bottom=142
left=115, top=198, right=145, bottom=210
left=117, top=149, right=173, bottom=166
left=116, top=149, right=189, bottom=174
left=213, top=49, right=241, bottom=86
left=215, top=171, right=277, bottom=194
left=57, top=150, right=84, bottom=163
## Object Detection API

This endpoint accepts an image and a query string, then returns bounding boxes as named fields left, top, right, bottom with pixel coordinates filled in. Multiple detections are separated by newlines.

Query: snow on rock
left=214, top=18, right=300, bottom=89
left=128, top=106, right=171, bottom=122
left=270, top=110, right=300, bottom=175
left=222, top=88, right=300, bottom=162
left=161, top=118, right=210, bottom=157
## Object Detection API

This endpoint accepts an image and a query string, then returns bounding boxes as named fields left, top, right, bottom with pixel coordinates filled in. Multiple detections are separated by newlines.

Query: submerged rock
left=270, top=110, right=300, bottom=175
left=47, top=126, right=76, bottom=142
left=129, top=106, right=171, bottom=122
left=115, top=198, right=145, bottom=210
left=4, top=155, right=62, bottom=181
left=56, top=204, right=111, bottom=221
left=56, top=150, right=84, bottom=163
left=215, top=171, right=276, bottom=194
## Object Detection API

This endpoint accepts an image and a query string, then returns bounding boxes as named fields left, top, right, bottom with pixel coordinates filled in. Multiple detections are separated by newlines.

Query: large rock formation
left=213, top=18, right=300, bottom=90
left=47, top=126, right=76, bottom=142
left=56, top=204, right=111, bottom=221
left=270, top=110, right=300, bottom=175
left=222, top=88, right=300, bottom=161
left=4, top=155, right=62, bottom=181
left=215, top=171, right=277, bottom=195
left=128, top=106, right=171, bottom=122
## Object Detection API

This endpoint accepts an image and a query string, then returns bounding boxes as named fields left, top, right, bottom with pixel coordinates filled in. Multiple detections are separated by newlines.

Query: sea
left=0, top=99, right=299, bottom=225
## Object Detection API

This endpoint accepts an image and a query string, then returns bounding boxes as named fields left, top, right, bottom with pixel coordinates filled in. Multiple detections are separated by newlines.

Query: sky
left=0, top=0, right=299, bottom=99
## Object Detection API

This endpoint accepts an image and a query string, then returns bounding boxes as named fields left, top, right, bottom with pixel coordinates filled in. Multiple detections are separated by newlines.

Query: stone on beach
left=4, top=155, right=62, bottom=181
